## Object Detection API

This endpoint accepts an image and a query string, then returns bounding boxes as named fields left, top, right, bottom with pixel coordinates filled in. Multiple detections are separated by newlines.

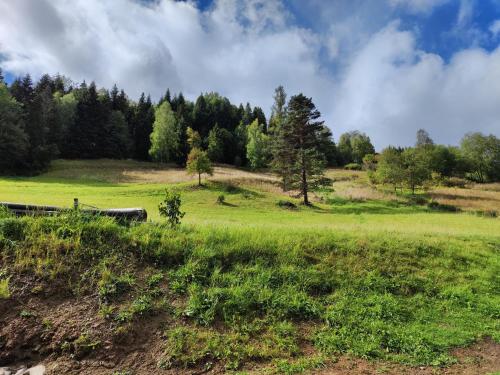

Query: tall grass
left=0, top=210, right=498, bottom=370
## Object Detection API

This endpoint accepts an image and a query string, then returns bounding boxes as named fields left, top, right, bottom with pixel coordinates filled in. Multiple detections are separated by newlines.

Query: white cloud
left=388, top=0, right=450, bottom=14
left=0, top=0, right=499, bottom=149
left=0, top=0, right=331, bottom=109
left=490, top=20, right=500, bottom=37
left=333, top=22, right=500, bottom=148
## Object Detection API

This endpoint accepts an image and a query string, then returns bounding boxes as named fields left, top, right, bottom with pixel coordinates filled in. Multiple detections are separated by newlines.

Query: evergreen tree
left=246, top=119, right=269, bottom=169
left=132, top=93, right=155, bottom=160
left=252, top=106, right=267, bottom=131
left=54, top=92, right=77, bottom=157
left=193, top=94, right=209, bottom=136
left=242, top=103, right=253, bottom=125
left=149, top=101, right=180, bottom=163
left=65, top=81, right=104, bottom=158
left=207, top=124, right=223, bottom=162
left=277, top=94, right=329, bottom=205
left=0, top=68, right=4, bottom=83
left=0, top=83, right=29, bottom=173
left=103, top=111, right=131, bottom=158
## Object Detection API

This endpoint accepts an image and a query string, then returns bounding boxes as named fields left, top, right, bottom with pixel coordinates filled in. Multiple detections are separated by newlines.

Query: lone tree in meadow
left=186, top=148, right=213, bottom=186
left=274, top=93, right=328, bottom=205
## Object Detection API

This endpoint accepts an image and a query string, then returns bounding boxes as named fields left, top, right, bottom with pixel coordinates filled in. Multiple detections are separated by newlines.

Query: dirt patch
left=313, top=339, right=500, bottom=375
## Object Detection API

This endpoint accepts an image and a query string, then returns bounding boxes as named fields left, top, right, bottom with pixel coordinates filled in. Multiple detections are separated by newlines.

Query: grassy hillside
left=0, top=160, right=499, bottom=374
left=0, top=160, right=498, bottom=237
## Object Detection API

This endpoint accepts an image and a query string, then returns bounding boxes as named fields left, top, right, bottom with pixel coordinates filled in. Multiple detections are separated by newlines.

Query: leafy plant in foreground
left=158, top=189, right=185, bottom=228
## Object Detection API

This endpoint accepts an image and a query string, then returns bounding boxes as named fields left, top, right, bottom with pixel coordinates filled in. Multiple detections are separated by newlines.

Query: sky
left=0, top=0, right=499, bottom=149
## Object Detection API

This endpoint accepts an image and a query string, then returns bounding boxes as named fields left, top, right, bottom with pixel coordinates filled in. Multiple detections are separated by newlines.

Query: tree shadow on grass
left=206, top=181, right=265, bottom=198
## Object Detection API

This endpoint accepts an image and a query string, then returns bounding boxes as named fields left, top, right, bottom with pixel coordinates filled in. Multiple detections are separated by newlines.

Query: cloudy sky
left=0, top=0, right=499, bottom=149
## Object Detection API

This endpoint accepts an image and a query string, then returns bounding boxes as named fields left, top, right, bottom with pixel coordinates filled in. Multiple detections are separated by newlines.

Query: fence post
left=74, top=198, right=79, bottom=210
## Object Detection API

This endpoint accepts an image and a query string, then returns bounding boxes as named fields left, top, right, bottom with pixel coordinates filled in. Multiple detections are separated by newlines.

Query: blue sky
left=0, top=0, right=499, bottom=148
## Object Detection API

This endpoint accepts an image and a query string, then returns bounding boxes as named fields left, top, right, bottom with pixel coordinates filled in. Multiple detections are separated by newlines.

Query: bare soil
left=1, top=288, right=498, bottom=375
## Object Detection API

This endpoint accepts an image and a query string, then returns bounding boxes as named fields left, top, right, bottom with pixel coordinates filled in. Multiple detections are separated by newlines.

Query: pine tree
left=252, top=107, right=267, bottom=131
left=193, top=94, right=209, bottom=136
left=0, top=68, right=4, bottom=84
left=276, top=94, right=328, bottom=205
left=132, top=93, right=155, bottom=160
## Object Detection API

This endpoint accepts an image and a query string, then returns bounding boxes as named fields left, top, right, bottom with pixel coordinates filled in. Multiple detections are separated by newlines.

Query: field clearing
left=0, top=159, right=499, bottom=239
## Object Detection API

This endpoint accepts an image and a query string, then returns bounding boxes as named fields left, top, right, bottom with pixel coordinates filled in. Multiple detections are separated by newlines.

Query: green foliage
left=0, top=277, right=10, bottom=299
left=344, top=162, right=362, bottom=170
left=460, top=132, right=500, bottom=182
left=186, top=148, right=213, bottom=185
left=187, top=127, right=202, bottom=150
left=0, top=83, right=29, bottom=174
left=338, top=131, right=375, bottom=165
left=158, top=189, right=185, bottom=228
left=246, top=119, right=270, bottom=169
left=273, top=94, right=329, bottom=204
left=149, top=101, right=180, bottom=163
left=207, top=124, right=224, bottom=162
left=401, top=147, right=432, bottom=194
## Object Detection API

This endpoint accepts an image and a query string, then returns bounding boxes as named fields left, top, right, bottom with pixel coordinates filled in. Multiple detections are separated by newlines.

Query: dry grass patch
left=429, top=184, right=500, bottom=213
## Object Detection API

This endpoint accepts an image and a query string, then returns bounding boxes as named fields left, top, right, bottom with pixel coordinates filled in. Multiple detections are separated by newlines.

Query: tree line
left=0, top=69, right=499, bottom=204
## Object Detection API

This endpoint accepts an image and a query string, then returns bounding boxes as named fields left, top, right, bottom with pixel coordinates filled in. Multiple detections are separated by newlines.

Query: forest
left=0, top=69, right=499, bottom=204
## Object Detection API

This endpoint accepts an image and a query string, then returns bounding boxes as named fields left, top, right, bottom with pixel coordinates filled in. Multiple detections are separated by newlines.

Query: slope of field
left=0, top=160, right=499, bottom=374
left=0, top=159, right=498, bottom=238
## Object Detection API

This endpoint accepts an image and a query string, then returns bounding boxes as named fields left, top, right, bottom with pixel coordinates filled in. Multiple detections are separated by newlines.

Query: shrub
left=344, top=163, right=362, bottom=171
left=216, top=194, right=225, bottom=204
left=441, top=177, right=468, bottom=188
left=158, top=189, right=185, bottom=228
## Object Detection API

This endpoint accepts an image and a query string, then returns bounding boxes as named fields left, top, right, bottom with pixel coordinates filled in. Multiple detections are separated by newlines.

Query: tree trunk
left=302, top=167, right=309, bottom=206
left=198, top=172, right=201, bottom=186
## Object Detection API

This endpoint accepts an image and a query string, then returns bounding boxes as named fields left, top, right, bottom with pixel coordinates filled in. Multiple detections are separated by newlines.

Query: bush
left=158, top=189, right=185, bottom=228
left=441, top=177, right=468, bottom=188
left=344, top=163, right=362, bottom=171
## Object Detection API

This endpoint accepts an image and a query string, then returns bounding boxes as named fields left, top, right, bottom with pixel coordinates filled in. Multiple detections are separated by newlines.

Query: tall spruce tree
left=276, top=94, right=328, bottom=205
left=132, top=93, right=155, bottom=160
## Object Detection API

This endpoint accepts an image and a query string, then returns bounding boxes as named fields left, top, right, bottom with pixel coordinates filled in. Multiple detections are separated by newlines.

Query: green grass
left=0, top=161, right=498, bottom=238
left=0, top=211, right=498, bottom=370
left=0, top=160, right=499, bottom=371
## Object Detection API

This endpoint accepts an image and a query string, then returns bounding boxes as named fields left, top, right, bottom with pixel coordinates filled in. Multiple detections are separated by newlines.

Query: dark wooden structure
left=0, top=201, right=147, bottom=222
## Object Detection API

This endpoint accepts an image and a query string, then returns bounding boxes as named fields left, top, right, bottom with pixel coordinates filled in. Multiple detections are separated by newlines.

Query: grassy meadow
left=0, top=159, right=499, bottom=374
left=0, top=159, right=498, bottom=238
